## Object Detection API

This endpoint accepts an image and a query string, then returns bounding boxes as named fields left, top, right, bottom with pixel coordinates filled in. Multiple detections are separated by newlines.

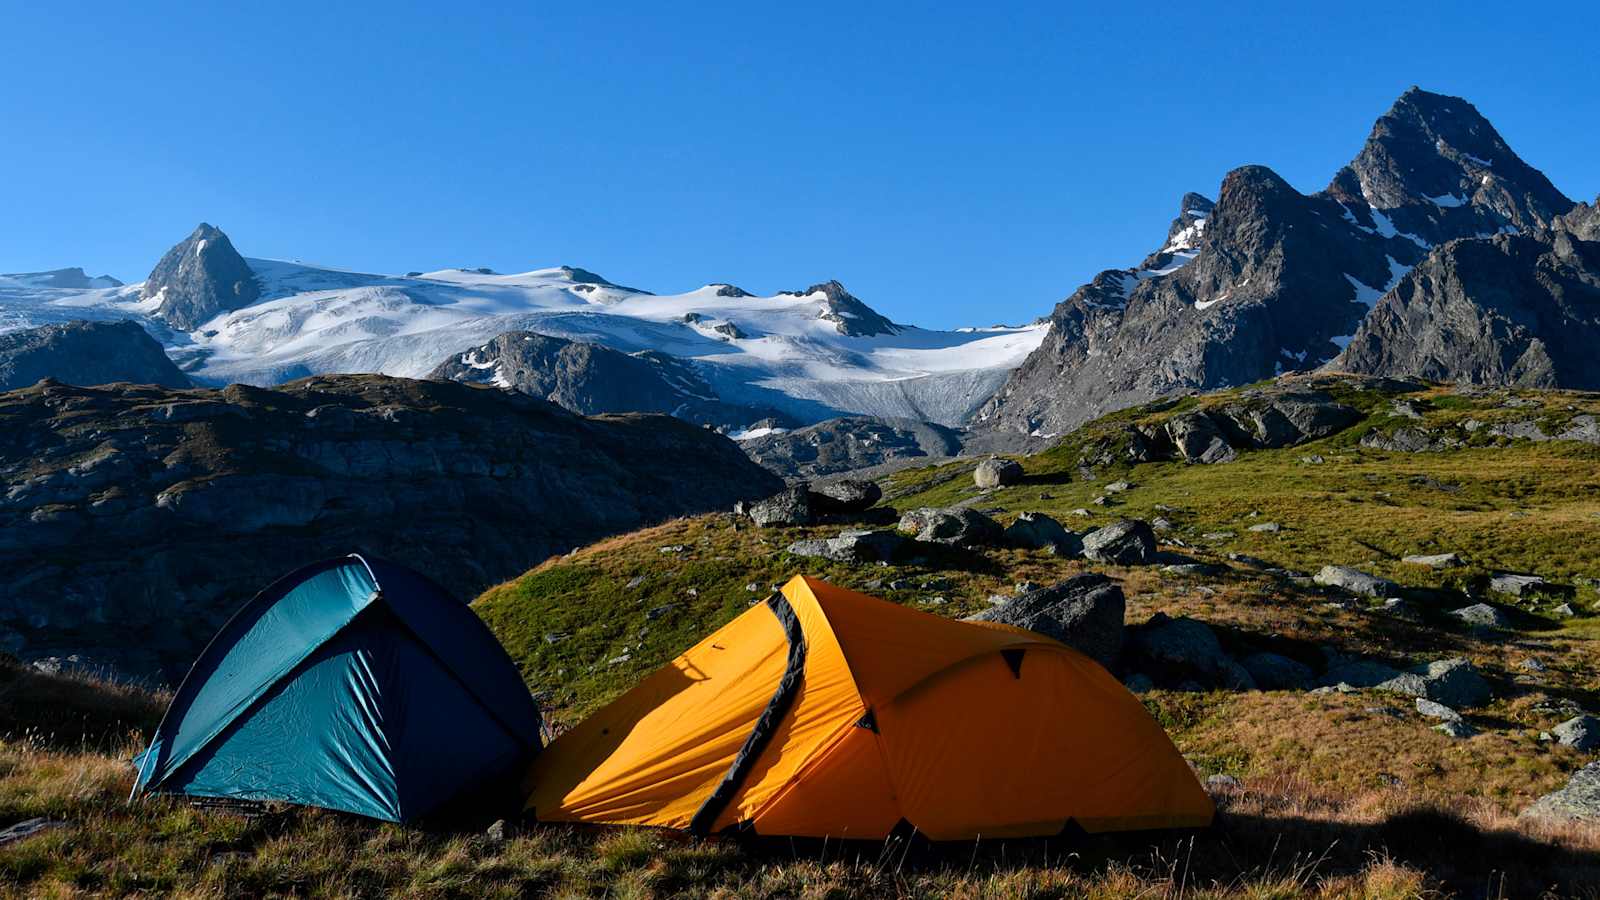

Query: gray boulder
left=1554, top=715, right=1600, bottom=751
left=1435, top=720, right=1478, bottom=739
left=1317, top=658, right=1403, bottom=689
left=786, top=529, right=909, bottom=564
left=1415, top=698, right=1462, bottom=722
left=1240, top=652, right=1313, bottom=690
left=1003, top=512, right=1082, bottom=556
left=1082, top=519, right=1158, bottom=565
left=967, top=574, right=1125, bottom=670
left=808, top=479, right=883, bottom=514
left=1523, top=762, right=1600, bottom=822
left=1489, top=573, right=1551, bottom=597
left=1450, top=603, right=1512, bottom=629
left=1166, top=412, right=1237, bottom=464
left=973, top=457, right=1025, bottom=488
left=1377, top=658, right=1492, bottom=709
left=1130, top=614, right=1254, bottom=689
left=747, top=486, right=813, bottom=527
left=1313, top=565, right=1399, bottom=598
left=897, top=506, right=1003, bottom=546
left=1402, top=552, right=1462, bottom=569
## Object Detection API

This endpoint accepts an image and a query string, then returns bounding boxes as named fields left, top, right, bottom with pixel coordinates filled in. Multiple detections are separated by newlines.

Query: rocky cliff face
left=0, top=375, right=781, bottom=679
left=143, top=223, right=260, bottom=330
left=0, top=320, right=189, bottom=391
left=974, top=87, right=1582, bottom=444
left=427, top=331, right=792, bottom=430
left=737, top=415, right=963, bottom=480
left=1338, top=230, right=1600, bottom=387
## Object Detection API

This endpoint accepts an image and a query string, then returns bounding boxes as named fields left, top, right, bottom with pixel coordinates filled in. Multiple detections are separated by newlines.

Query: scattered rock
left=1414, top=698, right=1462, bottom=722
left=1377, top=658, right=1492, bottom=708
left=1166, top=412, right=1237, bottom=464
left=968, top=574, right=1125, bottom=670
left=1553, top=715, right=1600, bottom=751
left=1247, top=522, right=1282, bottom=533
left=1313, top=565, right=1399, bottom=598
left=897, top=506, right=1002, bottom=546
left=1204, top=774, right=1242, bottom=792
left=747, top=486, right=813, bottom=527
left=484, top=819, right=509, bottom=843
left=1377, top=597, right=1423, bottom=622
left=1130, top=614, right=1254, bottom=690
left=1490, top=573, right=1552, bottom=597
left=1317, top=659, right=1403, bottom=689
left=1104, top=480, right=1133, bottom=493
left=1450, top=603, right=1512, bottom=629
left=808, top=479, right=882, bottom=514
left=1163, top=562, right=1225, bottom=577
left=1523, top=762, right=1600, bottom=822
left=786, top=529, right=910, bottom=564
left=973, top=457, right=1025, bottom=488
left=1003, top=512, right=1082, bottom=556
left=1402, top=552, right=1463, bottom=569
left=1434, top=720, right=1477, bottom=739
left=1240, top=652, right=1313, bottom=690
left=1082, top=519, right=1158, bottom=565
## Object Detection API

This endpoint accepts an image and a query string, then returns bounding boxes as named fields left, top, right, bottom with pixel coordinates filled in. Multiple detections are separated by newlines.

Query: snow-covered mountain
left=0, top=245, right=1045, bottom=427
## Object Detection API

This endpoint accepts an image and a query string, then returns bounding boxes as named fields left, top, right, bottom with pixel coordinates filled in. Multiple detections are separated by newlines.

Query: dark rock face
left=429, top=331, right=787, bottom=430
left=967, top=574, right=1125, bottom=670
left=808, top=479, right=882, bottom=514
left=1129, top=613, right=1255, bottom=690
left=0, top=321, right=189, bottom=391
left=974, top=88, right=1580, bottom=439
left=1337, top=232, right=1600, bottom=389
left=0, top=375, right=781, bottom=679
left=780, top=280, right=900, bottom=337
left=143, top=223, right=260, bottom=330
left=746, top=486, right=814, bottom=527
left=737, top=416, right=962, bottom=480
left=1081, top=519, right=1157, bottom=565
left=896, top=506, right=1002, bottom=546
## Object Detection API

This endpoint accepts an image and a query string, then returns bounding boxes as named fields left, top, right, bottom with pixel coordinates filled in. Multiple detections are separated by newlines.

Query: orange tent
left=525, top=575, right=1212, bottom=839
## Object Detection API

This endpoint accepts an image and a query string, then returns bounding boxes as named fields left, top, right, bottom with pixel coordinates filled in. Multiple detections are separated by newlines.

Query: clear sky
left=3, top=1, right=1597, bottom=328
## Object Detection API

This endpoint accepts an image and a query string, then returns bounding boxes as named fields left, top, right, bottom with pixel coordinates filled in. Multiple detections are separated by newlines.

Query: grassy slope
left=5, top=377, right=1600, bottom=896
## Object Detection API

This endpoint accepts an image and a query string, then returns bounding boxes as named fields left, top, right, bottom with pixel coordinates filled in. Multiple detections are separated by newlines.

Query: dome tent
left=526, top=575, right=1210, bottom=839
left=132, top=555, right=541, bottom=823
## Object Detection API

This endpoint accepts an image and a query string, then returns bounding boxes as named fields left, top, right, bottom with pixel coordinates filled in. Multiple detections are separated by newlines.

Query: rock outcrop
left=143, top=223, right=260, bottom=330
left=0, top=321, right=189, bottom=391
left=967, top=574, right=1125, bottom=670
left=736, top=416, right=962, bottom=480
left=0, top=375, right=781, bottom=679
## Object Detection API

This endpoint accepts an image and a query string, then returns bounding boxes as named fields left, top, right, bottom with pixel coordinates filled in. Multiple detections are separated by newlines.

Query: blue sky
left=3, top=1, right=1597, bottom=328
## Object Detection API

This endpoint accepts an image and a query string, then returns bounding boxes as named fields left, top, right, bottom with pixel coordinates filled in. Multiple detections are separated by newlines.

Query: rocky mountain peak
left=1328, top=88, right=1572, bottom=241
left=791, top=280, right=900, bottom=337
left=558, top=265, right=649, bottom=294
left=143, top=223, right=260, bottom=330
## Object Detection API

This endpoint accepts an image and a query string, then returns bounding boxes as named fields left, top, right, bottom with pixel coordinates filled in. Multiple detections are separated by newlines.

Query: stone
left=747, top=486, right=813, bottom=527
left=973, top=457, right=1025, bottom=488
left=1239, top=652, right=1313, bottom=690
left=484, top=819, right=509, bottom=843
left=1402, top=552, right=1463, bottom=569
left=1204, top=774, right=1242, bottom=792
left=1523, top=762, right=1600, bottom=822
left=1414, top=698, right=1462, bottom=722
left=1314, top=565, right=1399, bottom=598
left=1489, top=573, right=1551, bottom=597
left=1104, top=480, right=1133, bottom=493
left=1434, top=720, right=1477, bottom=739
left=1450, top=603, right=1512, bottom=629
left=1082, top=519, right=1158, bottom=565
left=968, top=574, right=1125, bottom=670
left=1553, top=715, right=1600, bottom=751
left=1163, top=562, right=1225, bottom=577
left=897, top=507, right=1003, bottom=546
left=1003, top=512, right=1082, bottom=556
left=1165, top=412, right=1236, bottom=464
left=1554, top=603, right=1578, bottom=618
left=786, top=529, right=910, bottom=565
left=1129, top=614, right=1252, bottom=689
left=808, top=479, right=883, bottom=514
left=1150, top=516, right=1173, bottom=531
left=1317, top=659, right=1403, bottom=689
left=1377, top=658, right=1492, bottom=709
left=1247, top=522, right=1282, bottom=533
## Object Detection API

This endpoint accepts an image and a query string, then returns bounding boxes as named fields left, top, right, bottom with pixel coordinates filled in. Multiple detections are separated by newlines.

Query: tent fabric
left=525, top=575, right=1212, bottom=840
left=133, top=555, right=541, bottom=823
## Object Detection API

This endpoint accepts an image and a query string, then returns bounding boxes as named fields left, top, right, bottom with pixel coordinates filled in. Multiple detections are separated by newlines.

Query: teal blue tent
left=132, top=554, right=542, bottom=822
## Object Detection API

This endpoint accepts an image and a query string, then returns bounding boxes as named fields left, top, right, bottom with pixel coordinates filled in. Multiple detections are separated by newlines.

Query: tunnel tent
left=526, top=574, right=1212, bottom=840
left=132, top=554, right=542, bottom=823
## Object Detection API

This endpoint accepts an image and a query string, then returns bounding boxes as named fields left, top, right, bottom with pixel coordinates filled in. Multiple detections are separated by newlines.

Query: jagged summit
left=143, top=223, right=259, bottom=331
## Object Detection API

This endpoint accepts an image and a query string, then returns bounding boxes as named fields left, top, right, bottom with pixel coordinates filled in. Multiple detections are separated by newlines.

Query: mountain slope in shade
left=975, top=87, right=1582, bottom=443
left=428, top=330, right=793, bottom=428
left=0, top=320, right=190, bottom=391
